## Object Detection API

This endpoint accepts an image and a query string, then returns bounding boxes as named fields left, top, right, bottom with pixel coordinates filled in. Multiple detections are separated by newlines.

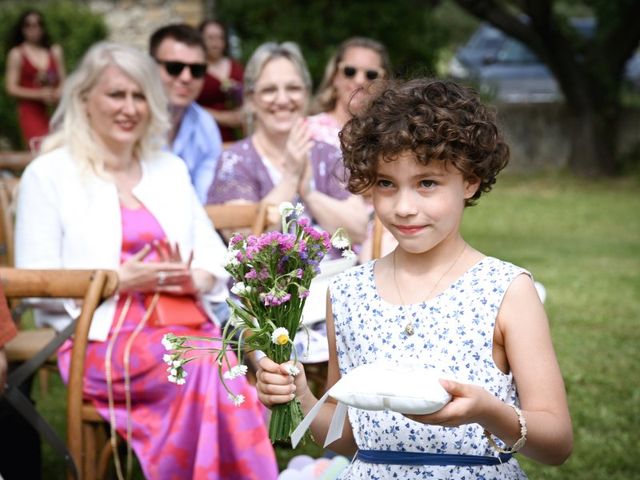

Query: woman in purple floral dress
left=207, top=41, right=368, bottom=246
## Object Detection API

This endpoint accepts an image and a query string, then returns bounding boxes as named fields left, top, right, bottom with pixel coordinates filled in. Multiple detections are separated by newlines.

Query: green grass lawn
left=29, top=173, right=640, bottom=479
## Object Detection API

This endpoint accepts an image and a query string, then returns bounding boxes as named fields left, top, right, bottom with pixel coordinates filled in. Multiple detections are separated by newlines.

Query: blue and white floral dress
left=329, top=257, right=529, bottom=479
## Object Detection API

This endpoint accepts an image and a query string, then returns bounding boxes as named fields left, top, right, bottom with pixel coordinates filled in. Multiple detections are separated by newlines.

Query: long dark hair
left=198, top=19, right=230, bottom=58
left=9, top=9, right=52, bottom=48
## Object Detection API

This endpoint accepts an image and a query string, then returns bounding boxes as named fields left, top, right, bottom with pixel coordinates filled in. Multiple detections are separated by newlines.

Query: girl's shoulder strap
left=330, top=260, right=372, bottom=293
left=471, top=257, right=532, bottom=310
left=482, top=256, right=530, bottom=279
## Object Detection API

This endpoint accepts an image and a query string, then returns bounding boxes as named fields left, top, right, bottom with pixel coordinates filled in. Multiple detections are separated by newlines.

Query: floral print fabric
left=329, top=257, right=529, bottom=479
left=307, top=112, right=341, bottom=149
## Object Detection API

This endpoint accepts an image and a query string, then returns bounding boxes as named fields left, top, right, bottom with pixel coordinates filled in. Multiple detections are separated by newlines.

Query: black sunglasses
left=156, top=60, right=207, bottom=79
left=341, top=65, right=381, bottom=81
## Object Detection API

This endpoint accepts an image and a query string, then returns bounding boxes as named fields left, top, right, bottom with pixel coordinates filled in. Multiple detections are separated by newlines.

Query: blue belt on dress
left=357, top=449, right=513, bottom=466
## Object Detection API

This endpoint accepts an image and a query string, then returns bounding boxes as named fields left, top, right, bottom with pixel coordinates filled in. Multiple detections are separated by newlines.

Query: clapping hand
left=283, top=118, right=313, bottom=180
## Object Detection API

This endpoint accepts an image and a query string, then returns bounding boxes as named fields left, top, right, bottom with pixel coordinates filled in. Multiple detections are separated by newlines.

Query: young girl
left=256, top=79, right=573, bottom=479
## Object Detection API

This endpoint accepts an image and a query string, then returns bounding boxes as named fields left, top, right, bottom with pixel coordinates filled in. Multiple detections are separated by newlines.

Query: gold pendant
left=404, top=323, right=415, bottom=336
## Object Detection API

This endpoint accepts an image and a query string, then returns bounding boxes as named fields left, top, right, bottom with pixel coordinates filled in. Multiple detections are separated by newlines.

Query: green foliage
left=0, top=0, right=108, bottom=149
left=215, top=0, right=449, bottom=86
left=461, top=174, right=640, bottom=479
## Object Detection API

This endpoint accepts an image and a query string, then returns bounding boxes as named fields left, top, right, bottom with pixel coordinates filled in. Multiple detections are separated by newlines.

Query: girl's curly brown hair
left=339, top=79, right=509, bottom=206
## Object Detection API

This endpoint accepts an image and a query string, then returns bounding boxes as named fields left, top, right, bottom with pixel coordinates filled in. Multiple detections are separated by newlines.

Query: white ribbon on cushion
left=291, top=362, right=452, bottom=448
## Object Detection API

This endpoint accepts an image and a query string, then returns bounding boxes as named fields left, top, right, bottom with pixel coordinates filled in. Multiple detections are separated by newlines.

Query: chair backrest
left=0, top=150, right=33, bottom=175
left=0, top=268, right=118, bottom=478
left=0, top=176, right=18, bottom=266
left=205, top=202, right=271, bottom=237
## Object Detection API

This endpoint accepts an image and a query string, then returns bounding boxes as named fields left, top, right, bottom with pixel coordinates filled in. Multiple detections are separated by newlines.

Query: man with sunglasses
left=149, top=24, right=223, bottom=204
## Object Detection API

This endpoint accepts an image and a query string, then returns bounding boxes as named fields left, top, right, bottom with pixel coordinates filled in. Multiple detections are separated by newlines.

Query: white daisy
left=224, top=250, right=241, bottom=267
left=223, top=364, right=248, bottom=380
left=230, top=282, right=248, bottom=296
left=286, top=364, right=301, bottom=376
left=331, top=227, right=351, bottom=249
left=341, top=249, right=356, bottom=260
left=278, top=202, right=295, bottom=217
left=161, top=333, right=177, bottom=350
left=271, top=327, right=290, bottom=346
left=228, top=393, right=246, bottom=406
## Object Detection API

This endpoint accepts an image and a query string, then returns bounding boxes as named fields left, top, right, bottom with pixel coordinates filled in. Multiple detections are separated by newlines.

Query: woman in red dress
left=196, top=19, right=245, bottom=142
left=5, top=9, right=65, bottom=150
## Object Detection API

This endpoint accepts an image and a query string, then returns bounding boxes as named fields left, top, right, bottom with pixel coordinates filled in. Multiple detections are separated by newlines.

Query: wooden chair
left=0, top=150, right=33, bottom=175
left=4, top=326, right=58, bottom=397
left=204, top=201, right=271, bottom=236
left=0, top=175, right=19, bottom=267
left=1, top=175, right=60, bottom=395
left=1, top=268, right=119, bottom=480
left=371, top=214, right=385, bottom=260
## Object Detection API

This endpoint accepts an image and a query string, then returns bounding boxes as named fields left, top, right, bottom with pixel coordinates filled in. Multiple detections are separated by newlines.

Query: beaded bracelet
left=484, top=404, right=527, bottom=454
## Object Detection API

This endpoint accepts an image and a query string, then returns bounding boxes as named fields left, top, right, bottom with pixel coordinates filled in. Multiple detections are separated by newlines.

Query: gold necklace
left=393, top=243, right=467, bottom=336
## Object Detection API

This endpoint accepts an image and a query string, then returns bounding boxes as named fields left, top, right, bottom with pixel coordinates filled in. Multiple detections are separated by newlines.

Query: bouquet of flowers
left=162, top=202, right=353, bottom=444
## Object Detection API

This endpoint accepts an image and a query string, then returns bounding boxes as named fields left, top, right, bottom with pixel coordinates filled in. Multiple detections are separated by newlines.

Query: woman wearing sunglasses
left=307, top=37, right=391, bottom=148
left=308, top=38, right=397, bottom=263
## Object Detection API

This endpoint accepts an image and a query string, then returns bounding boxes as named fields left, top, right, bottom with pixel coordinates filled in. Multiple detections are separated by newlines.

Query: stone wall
left=88, top=0, right=207, bottom=50
left=495, top=103, right=640, bottom=172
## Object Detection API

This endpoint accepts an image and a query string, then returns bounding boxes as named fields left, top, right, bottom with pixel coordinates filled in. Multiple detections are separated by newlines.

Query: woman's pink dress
left=58, top=204, right=278, bottom=480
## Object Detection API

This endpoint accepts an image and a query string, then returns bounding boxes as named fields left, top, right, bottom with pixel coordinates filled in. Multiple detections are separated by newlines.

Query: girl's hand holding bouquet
left=162, top=202, right=352, bottom=444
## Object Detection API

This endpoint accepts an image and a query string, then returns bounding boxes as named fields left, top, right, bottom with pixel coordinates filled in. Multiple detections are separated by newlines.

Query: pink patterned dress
left=307, top=112, right=341, bottom=149
left=58, top=204, right=278, bottom=479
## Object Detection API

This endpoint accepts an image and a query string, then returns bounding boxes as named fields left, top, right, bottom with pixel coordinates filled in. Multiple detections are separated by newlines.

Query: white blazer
left=15, top=147, right=230, bottom=341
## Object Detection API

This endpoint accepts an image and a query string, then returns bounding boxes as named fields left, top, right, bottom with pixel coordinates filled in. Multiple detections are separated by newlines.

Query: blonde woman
left=15, top=42, right=277, bottom=479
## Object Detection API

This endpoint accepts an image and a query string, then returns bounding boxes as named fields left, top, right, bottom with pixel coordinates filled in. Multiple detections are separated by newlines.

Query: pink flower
left=229, top=234, right=244, bottom=247
left=298, top=289, right=310, bottom=299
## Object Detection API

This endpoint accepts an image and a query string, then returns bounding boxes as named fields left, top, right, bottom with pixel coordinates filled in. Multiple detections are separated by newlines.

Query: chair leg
left=38, top=368, right=49, bottom=397
left=82, top=422, right=97, bottom=480
left=96, top=431, right=115, bottom=480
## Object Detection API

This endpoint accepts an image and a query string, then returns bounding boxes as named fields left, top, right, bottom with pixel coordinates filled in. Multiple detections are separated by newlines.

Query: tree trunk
left=566, top=105, right=620, bottom=176
left=563, top=63, right=623, bottom=176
